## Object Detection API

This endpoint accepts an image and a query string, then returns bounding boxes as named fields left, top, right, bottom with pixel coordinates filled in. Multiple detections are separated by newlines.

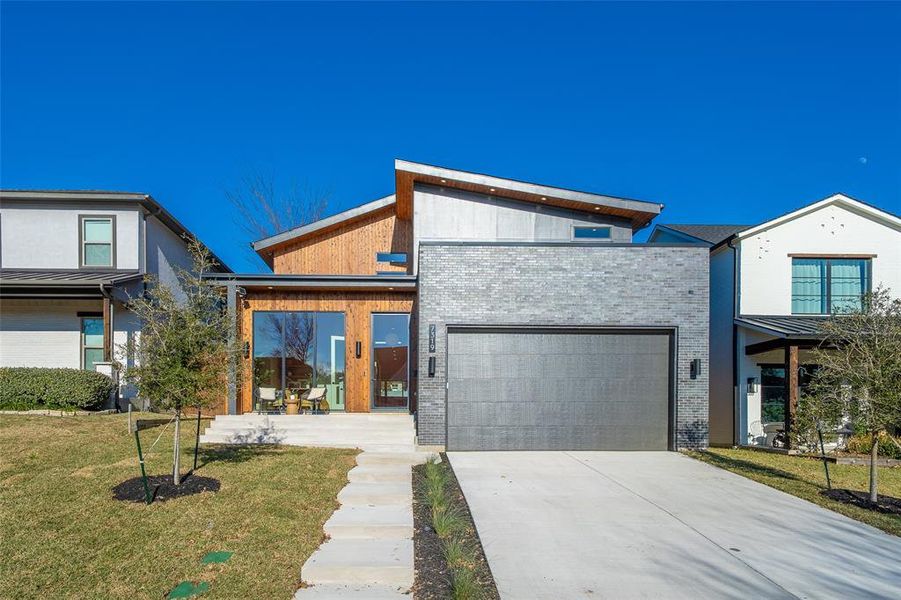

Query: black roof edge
left=418, top=241, right=705, bottom=248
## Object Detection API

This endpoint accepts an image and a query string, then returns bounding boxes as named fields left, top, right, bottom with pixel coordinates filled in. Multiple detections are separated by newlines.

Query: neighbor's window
left=81, top=217, right=114, bottom=267
left=573, top=226, right=611, bottom=240
left=81, top=317, right=104, bottom=370
left=791, top=258, right=871, bottom=314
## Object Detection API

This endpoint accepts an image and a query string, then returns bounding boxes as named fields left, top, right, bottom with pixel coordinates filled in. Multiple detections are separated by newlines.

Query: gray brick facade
left=416, top=243, right=710, bottom=450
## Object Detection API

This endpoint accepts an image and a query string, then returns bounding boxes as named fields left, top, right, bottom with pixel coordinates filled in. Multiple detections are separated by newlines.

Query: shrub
left=846, top=433, right=901, bottom=460
left=0, top=367, right=114, bottom=411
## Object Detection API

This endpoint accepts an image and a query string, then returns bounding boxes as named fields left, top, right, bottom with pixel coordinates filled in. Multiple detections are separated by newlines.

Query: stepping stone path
left=295, top=451, right=436, bottom=599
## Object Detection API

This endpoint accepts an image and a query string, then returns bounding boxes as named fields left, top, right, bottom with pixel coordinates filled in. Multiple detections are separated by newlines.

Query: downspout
left=727, top=237, right=739, bottom=446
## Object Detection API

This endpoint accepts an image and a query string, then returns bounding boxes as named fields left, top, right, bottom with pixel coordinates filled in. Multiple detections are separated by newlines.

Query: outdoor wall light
left=690, top=358, right=702, bottom=380
left=243, top=341, right=250, bottom=359
left=428, top=356, right=436, bottom=378
left=355, top=341, right=362, bottom=358
left=747, top=377, right=759, bottom=394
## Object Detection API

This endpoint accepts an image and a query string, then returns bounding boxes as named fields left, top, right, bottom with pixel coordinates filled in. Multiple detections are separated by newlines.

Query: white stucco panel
left=0, top=202, right=141, bottom=269
left=738, top=202, right=901, bottom=315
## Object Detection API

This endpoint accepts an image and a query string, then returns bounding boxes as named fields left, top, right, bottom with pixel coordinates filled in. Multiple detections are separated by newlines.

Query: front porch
left=736, top=315, right=829, bottom=448
left=199, top=412, right=417, bottom=453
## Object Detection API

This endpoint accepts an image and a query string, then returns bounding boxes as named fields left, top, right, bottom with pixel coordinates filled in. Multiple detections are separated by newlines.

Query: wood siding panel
left=271, top=208, right=412, bottom=275
left=239, top=291, right=415, bottom=414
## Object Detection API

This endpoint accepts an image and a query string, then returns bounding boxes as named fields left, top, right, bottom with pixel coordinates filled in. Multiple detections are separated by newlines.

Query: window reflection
left=252, top=311, right=346, bottom=412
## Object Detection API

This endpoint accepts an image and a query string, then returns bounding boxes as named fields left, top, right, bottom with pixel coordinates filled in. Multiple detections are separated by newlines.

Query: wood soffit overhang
left=394, top=160, right=663, bottom=229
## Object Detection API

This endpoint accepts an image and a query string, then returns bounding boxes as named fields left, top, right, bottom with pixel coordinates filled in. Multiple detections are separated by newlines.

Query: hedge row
left=0, top=367, right=115, bottom=411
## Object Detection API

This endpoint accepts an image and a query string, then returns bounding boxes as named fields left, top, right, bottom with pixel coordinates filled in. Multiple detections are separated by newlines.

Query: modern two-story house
left=650, top=194, right=901, bottom=448
left=208, top=160, right=711, bottom=451
left=0, top=190, right=231, bottom=407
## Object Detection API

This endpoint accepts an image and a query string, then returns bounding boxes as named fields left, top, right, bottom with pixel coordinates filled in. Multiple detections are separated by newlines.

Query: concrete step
left=356, top=451, right=438, bottom=466
left=337, top=482, right=411, bottom=507
left=204, top=421, right=414, bottom=431
left=324, top=504, right=413, bottom=539
left=200, top=433, right=415, bottom=445
left=301, top=539, right=413, bottom=588
left=199, top=436, right=415, bottom=454
left=347, top=464, right=410, bottom=483
left=294, top=583, right=411, bottom=599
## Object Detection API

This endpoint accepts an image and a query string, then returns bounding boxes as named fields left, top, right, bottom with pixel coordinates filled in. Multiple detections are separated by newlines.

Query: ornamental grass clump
left=420, top=457, right=486, bottom=600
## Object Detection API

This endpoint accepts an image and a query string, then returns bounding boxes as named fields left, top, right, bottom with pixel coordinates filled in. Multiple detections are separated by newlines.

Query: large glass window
left=81, top=317, right=104, bottom=370
left=81, top=217, right=114, bottom=267
left=791, top=258, right=870, bottom=314
left=759, top=364, right=820, bottom=427
left=252, top=312, right=345, bottom=411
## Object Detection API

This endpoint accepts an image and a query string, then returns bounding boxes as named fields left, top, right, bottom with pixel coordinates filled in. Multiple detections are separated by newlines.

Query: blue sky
left=2, top=2, right=899, bottom=271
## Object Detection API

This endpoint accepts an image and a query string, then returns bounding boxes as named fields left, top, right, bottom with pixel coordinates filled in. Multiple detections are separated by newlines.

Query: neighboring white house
left=0, top=190, right=231, bottom=407
left=650, top=194, right=901, bottom=447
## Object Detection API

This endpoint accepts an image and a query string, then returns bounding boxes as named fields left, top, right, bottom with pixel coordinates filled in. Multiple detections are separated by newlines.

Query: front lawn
left=0, top=414, right=356, bottom=599
left=687, top=448, right=900, bottom=536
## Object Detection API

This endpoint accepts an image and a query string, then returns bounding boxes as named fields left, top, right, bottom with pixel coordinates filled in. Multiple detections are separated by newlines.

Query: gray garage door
left=446, top=329, right=672, bottom=451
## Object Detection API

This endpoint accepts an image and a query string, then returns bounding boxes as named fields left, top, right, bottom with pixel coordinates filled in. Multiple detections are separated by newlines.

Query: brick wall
left=416, top=243, right=710, bottom=449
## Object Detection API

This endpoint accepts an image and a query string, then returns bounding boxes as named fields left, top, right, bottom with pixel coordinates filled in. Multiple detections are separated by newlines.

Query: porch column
left=783, top=341, right=799, bottom=448
left=226, top=282, right=237, bottom=415
left=102, top=295, right=112, bottom=362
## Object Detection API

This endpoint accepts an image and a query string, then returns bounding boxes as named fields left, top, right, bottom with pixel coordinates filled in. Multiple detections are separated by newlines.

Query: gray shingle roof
left=661, top=224, right=750, bottom=245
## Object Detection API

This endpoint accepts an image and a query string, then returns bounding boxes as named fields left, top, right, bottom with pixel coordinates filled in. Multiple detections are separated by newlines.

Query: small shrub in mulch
left=821, top=489, right=901, bottom=515
left=112, top=474, right=220, bottom=504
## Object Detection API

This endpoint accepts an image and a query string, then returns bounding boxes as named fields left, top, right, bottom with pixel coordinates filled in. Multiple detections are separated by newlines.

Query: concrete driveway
left=448, top=451, right=901, bottom=600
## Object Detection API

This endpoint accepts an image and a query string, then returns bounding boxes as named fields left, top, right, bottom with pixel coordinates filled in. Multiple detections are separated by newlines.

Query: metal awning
left=203, top=272, right=417, bottom=292
left=735, top=315, right=829, bottom=339
left=0, top=269, right=142, bottom=298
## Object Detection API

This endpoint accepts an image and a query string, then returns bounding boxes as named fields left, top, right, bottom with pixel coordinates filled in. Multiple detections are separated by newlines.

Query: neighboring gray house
left=0, top=190, right=231, bottom=407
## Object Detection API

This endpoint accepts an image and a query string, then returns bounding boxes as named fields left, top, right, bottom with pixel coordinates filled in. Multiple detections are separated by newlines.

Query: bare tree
left=226, top=172, right=330, bottom=244
left=808, top=286, right=901, bottom=504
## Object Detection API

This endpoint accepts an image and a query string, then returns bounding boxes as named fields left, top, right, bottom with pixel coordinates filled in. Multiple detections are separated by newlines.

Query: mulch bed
left=411, top=453, right=499, bottom=600
left=821, top=489, right=901, bottom=515
left=112, top=473, right=220, bottom=504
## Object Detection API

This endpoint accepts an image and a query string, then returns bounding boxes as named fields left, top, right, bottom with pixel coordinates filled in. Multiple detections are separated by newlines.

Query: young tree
left=122, top=240, right=241, bottom=485
left=809, top=286, right=901, bottom=503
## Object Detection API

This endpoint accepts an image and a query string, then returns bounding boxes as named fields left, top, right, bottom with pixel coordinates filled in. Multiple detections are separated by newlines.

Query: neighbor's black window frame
left=78, top=214, right=117, bottom=269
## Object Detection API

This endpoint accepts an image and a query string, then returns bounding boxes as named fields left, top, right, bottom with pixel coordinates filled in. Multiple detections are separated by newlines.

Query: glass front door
left=371, top=313, right=410, bottom=410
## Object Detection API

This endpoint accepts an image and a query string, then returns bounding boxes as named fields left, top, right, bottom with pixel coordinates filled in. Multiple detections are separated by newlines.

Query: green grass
left=0, top=413, right=356, bottom=599
left=686, top=447, right=901, bottom=536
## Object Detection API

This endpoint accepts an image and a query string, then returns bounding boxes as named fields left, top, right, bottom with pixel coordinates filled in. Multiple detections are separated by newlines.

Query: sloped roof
left=735, top=193, right=901, bottom=240
left=394, top=159, right=663, bottom=228
left=252, top=194, right=395, bottom=256
left=735, top=315, right=828, bottom=338
left=657, top=224, right=750, bottom=245
left=0, top=269, right=142, bottom=286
